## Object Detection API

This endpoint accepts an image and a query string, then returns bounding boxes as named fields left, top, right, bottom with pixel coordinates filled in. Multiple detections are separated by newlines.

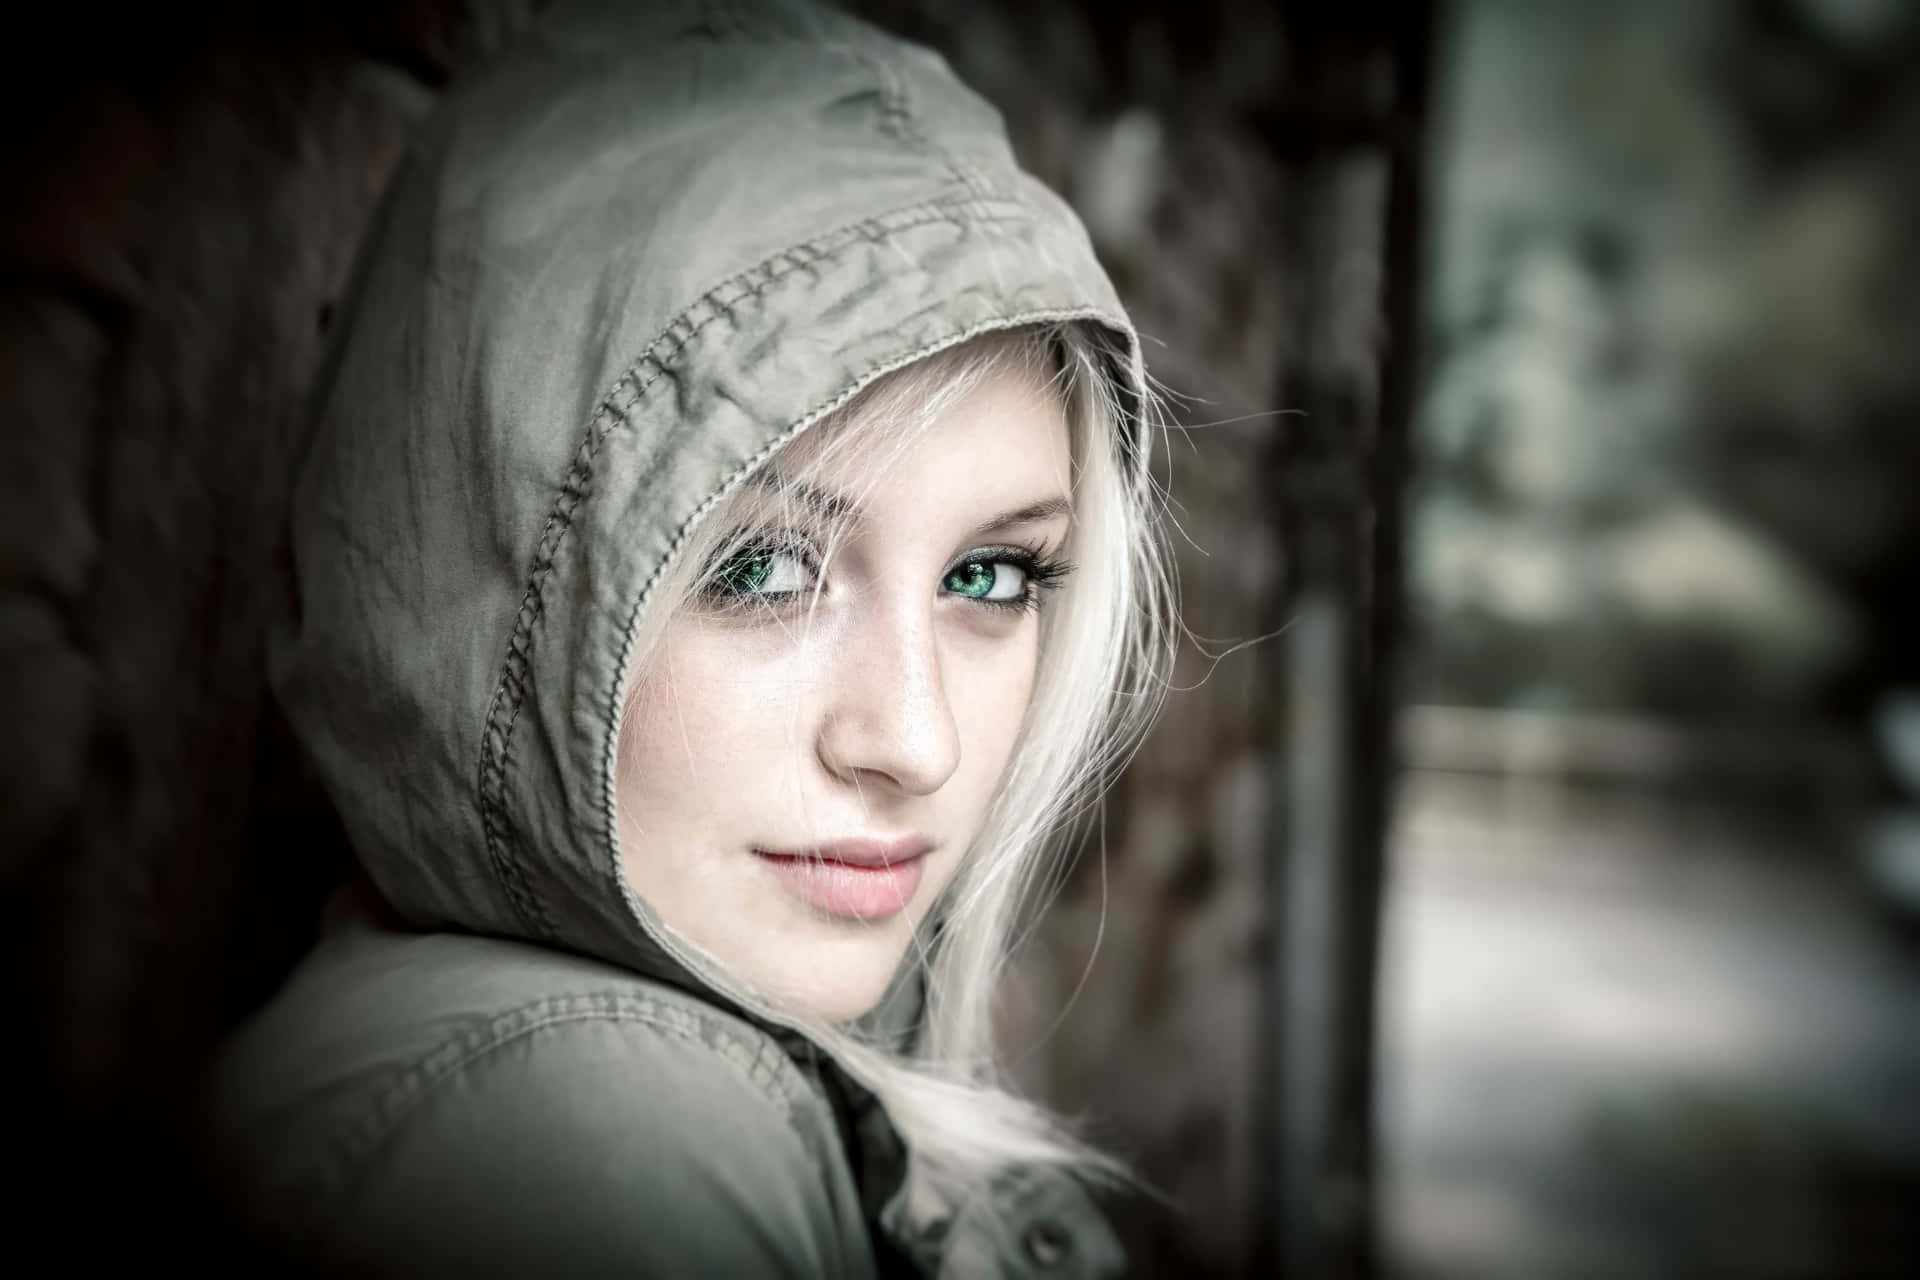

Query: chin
left=756, top=922, right=914, bottom=1025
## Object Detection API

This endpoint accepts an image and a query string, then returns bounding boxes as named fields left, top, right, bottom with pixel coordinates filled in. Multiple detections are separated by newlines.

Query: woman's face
left=616, top=368, right=1074, bottom=1021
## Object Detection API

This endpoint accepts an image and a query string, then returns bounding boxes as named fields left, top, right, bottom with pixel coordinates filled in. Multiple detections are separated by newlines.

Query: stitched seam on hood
left=474, top=197, right=1040, bottom=943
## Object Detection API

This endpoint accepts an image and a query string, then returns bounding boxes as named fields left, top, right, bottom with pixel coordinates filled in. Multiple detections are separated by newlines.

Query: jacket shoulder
left=213, top=926, right=871, bottom=1276
left=326, top=1003, right=871, bottom=1276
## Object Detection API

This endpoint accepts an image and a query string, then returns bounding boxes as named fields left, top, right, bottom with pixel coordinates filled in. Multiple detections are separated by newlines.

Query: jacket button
left=1023, top=1219, right=1071, bottom=1267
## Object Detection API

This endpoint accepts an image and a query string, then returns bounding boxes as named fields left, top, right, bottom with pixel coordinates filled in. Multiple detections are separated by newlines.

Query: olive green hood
left=273, top=0, right=1141, bottom=986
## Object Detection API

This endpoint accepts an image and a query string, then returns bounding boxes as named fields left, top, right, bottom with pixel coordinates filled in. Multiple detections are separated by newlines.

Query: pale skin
left=615, top=369, right=1074, bottom=1022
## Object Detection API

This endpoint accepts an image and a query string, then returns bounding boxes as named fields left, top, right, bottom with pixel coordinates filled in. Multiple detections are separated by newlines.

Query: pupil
left=953, top=562, right=992, bottom=595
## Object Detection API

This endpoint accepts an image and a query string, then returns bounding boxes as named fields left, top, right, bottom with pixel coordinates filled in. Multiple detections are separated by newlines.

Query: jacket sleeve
left=317, top=1011, right=873, bottom=1278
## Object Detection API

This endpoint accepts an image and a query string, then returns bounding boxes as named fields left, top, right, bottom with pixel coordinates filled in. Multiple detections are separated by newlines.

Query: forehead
left=770, top=365, right=1074, bottom=515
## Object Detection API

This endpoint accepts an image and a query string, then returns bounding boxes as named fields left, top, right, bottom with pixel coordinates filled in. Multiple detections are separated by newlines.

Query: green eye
left=944, top=559, right=1025, bottom=601
left=714, top=550, right=774, bottom=594
left=704, top=542, right=814, bottom=600
left=945, top=561, right=992, bottom=597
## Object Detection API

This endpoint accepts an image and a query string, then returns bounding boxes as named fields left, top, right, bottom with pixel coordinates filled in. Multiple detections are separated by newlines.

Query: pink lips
left=754, top=836, right=933, bottom=921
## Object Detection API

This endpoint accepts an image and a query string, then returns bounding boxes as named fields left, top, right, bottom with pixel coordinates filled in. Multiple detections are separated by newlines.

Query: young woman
left=213, top=1, right=1171, bottom=1274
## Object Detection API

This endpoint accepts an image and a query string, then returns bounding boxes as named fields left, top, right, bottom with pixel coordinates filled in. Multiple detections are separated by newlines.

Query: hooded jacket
left=213, top=1, right=1142, bottom=1274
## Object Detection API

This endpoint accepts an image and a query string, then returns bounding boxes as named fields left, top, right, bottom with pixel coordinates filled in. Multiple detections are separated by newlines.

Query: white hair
left=617, top=320, right=1174, bottom=1221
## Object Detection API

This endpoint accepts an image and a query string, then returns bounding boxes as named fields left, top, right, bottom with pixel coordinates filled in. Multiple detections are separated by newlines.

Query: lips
left=753, top=836, right=934, bottom=921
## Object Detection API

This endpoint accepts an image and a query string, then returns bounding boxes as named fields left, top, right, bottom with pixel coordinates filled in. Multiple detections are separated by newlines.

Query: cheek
left=618, top=631, right=810, bottom=827
left=948, top=626, right=1040, bottom=797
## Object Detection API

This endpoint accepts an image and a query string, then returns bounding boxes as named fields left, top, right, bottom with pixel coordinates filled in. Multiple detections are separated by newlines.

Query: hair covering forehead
left=272, top=0, right=1143, bottom=981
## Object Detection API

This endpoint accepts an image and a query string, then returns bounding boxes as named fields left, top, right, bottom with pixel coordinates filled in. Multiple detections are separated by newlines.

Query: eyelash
left=696, top=533, right=819, bottom=608
left=955, top=544, right=1073, bottom=614
left=696, top=533, right=1073, bottom=614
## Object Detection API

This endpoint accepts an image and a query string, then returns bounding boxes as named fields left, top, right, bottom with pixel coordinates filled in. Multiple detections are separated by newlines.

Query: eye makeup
left=695, top=528, right=1072, bottom=615
left=694, top=531, right=822, bottom=613
left=939, top=543, right=1072, bottom=614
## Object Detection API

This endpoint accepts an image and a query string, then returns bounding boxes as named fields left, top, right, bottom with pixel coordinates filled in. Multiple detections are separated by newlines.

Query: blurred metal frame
left=1257, top=4, right=1435, bottom=1276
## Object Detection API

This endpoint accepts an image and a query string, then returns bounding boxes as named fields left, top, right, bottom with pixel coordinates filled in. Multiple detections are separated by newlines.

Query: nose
left=816, top=598, right=961, bottom=797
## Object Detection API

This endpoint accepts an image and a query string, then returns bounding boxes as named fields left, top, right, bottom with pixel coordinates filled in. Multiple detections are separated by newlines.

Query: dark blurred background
left=4, top=1, right=1916, bottom=1275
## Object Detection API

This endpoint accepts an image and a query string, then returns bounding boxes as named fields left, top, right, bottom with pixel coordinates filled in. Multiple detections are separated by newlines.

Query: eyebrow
left=971, top=496, right=1072, bottom=536
left=752, top=472, right=1072, bottom=536
left=750, top=472, right=862, bottom=524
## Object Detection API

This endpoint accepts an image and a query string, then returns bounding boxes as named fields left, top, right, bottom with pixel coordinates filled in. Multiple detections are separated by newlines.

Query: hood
left=274, top=0, right=1141, bottom=991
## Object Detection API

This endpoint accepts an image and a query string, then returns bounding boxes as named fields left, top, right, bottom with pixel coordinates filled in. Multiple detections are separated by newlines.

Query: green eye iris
left=713, top=550, right=774, bottom=595
left=705, top=543, right=813, bottom=599
left=944, top=560, right=996, bottom=598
